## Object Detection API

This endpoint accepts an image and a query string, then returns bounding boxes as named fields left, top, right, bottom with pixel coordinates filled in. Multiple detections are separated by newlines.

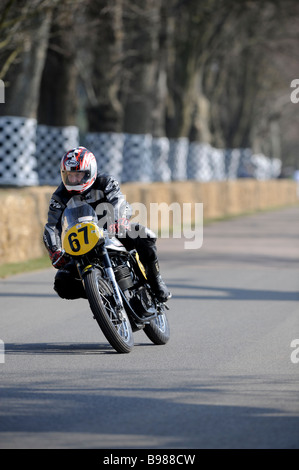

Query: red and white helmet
left=61, top=147, right=97, bottom=194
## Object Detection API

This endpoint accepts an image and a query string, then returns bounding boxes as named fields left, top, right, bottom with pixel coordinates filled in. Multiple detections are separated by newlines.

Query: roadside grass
left=0, top=255, right=52, bottom=279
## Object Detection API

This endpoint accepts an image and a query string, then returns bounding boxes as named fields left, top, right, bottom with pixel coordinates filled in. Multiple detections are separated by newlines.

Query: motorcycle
left=59, top=196, right=170, bottom=353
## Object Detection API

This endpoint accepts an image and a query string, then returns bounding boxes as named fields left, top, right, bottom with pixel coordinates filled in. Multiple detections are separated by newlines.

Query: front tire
left=84, top=268, right=134, bottom=353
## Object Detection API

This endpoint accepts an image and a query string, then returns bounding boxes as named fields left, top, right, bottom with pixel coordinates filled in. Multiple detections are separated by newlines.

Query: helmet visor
left=62, top=170, right=90, bottom=187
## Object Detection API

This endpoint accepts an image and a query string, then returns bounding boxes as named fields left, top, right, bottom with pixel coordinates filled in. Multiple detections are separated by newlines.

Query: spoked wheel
left=144, top=310, right=170, bottom=345
left=84, top=268, right=134, bottom=353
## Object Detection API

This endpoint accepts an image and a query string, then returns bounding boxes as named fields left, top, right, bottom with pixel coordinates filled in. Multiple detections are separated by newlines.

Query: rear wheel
left=84, top=268, right=134, bottom=353
left=144, top=311, right=170, bottom=345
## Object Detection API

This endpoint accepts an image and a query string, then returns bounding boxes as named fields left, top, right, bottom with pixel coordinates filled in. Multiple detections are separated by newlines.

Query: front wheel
left=144, top=311, right=170, bottom=345
left=84, top=268, right=134, bottom=353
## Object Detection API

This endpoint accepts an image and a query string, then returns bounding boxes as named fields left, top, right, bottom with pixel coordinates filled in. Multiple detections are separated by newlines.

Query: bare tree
left=165, top=0, right=234, bottom=140
left=38, top=0, right=85, bottom=126
left=0, top=0, right=58, bottom=119
left=83, top=0, right=125, bottom=133
left=202, top=0, right=299, bottom=165
left=121, top=0, right=163, bottom=135
left=1, top=0, right=298, bottom=171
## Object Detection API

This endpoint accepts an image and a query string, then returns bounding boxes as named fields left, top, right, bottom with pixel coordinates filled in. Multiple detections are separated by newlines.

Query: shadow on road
left=0, top=292, right=57, bottom=298
left=0, top=374, right=298, bottom=449
left=4, top=342, right=117, bottom=355
left=168, top=283, right=299, bottom=302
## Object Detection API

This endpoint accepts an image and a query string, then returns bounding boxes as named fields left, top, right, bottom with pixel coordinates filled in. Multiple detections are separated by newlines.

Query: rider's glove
left=49, top=249, right=68, bottom=269
left=108, top=218, right=131, bottom=237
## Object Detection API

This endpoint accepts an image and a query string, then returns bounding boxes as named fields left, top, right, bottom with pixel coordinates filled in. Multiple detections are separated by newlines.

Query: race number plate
left=63, top=222, right=103, bottom=256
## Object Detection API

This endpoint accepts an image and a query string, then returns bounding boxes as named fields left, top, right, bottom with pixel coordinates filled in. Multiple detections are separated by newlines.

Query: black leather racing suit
left=43, top=172, right=157, bottom=299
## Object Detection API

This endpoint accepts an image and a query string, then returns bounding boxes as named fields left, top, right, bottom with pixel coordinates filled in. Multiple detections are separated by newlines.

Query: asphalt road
left=0, top=206, right=299, bottom=449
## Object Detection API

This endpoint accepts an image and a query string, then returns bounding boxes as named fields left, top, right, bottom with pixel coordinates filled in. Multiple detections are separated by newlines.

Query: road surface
left=0, top=206, right=299, bottom=449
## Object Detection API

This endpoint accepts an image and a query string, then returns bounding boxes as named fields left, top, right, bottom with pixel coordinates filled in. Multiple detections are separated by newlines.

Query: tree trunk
left=85, top=0, right=124, bottom=133
left=0, top=8, right=52, bottom=119
left=122, top=0, right=162, bottom=135
left=38, top=4, right=78, bottom=127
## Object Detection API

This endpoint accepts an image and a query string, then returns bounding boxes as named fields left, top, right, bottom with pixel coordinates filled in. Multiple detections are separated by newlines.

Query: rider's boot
left=146, top=259, right=172, bottom=302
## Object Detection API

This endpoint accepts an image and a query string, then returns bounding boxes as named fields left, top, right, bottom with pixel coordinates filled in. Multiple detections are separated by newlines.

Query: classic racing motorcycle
left=60, top=197, right=170, bottom=353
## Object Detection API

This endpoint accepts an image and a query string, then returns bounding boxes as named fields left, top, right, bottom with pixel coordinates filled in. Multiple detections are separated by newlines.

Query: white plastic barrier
left=209, top=147, right=226, bottom=181
left=36, top=125, right=79, bottom=185
left=152, top=137, right=171, bottom=182
left=122, top=133, right=153, bottom=182
left=84, top=132, right=124, bottom=181
left=225, top=149, right=241, bottom=179
left=168, top=137, right=188, bottom=181
left=0, top=117, right=282, bottom=186
left=0, top=116, right=38, bottom=186
left=187, top=142, right=213, bottom=181
left=237, top=148, right=254, bottom=178
left=271, top=158, right=282, bottom=179
left=251, top=154, right=273, bottom=180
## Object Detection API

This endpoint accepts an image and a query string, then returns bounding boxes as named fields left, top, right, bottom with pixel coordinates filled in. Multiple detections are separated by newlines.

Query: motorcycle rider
left=43, top=146, right=171, bottom=303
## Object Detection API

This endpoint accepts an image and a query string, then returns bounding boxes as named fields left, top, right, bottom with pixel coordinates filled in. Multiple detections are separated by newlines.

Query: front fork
left=101, top=247, right=124, bottom=313
left=76, top=247, right=125, bottom=319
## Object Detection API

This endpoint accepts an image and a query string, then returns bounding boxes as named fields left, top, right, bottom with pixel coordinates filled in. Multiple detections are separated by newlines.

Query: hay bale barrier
left=0, top=180, right=297, bottom=266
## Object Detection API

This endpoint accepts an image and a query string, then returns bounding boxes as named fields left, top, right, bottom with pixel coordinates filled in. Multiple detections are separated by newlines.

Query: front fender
left=81, top=264, right=94, bottom=276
